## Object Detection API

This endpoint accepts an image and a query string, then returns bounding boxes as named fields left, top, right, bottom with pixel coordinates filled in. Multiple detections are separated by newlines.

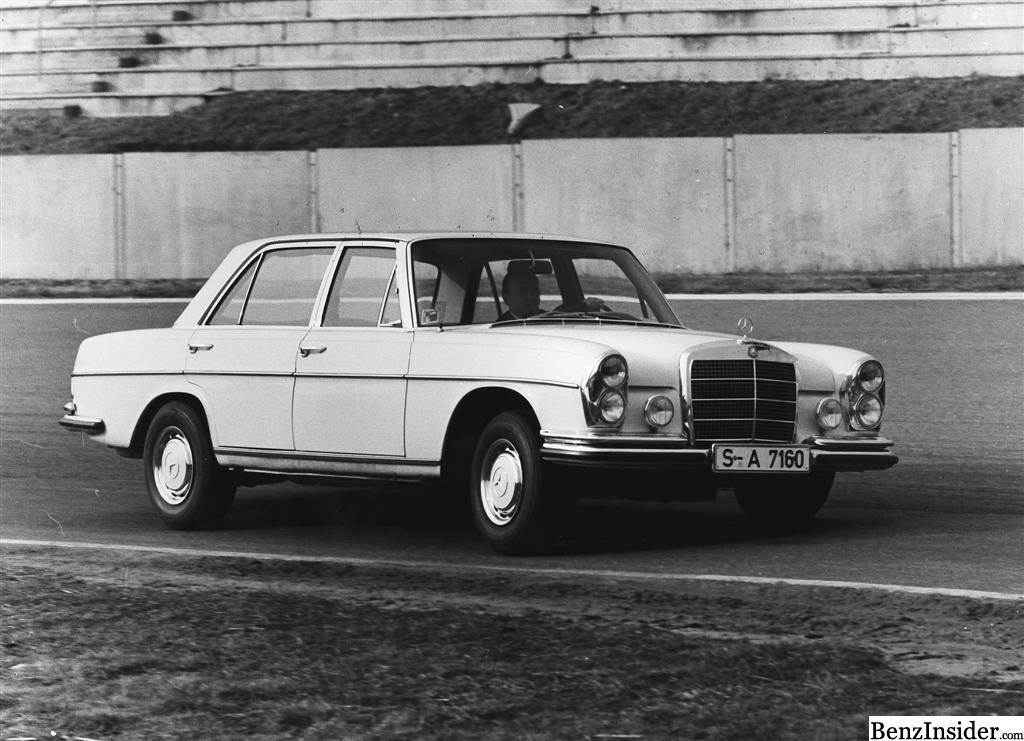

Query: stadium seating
left=1, top=0, right=1021, bottom=116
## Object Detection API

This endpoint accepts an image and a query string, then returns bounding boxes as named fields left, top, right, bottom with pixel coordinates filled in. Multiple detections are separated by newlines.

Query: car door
left=292, top=244, right=412, bottom=457
left=186, top=244, right=336, bottom=451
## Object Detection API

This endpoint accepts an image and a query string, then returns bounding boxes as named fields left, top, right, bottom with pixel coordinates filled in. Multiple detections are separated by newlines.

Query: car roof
left=174, top=232, right=624, bottom=327
left=249, top=231, right=617, bottom=244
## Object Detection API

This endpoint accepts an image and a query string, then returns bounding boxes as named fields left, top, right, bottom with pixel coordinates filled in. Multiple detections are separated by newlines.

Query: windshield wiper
left=492, top=312, right=685, bottom=329
left=532, top=312, right=684, bottom=327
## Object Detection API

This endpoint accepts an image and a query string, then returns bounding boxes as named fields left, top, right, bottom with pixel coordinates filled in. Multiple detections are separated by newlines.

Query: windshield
left=410, top=238, right=680, bottom=327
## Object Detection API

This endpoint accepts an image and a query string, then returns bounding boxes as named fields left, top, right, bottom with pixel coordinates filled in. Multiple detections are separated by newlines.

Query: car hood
left=468, top=321, right=871, bottom=392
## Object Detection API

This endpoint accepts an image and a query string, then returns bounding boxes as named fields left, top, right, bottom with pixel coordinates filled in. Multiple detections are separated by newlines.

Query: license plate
left=712, top=445, right=810, bottom=473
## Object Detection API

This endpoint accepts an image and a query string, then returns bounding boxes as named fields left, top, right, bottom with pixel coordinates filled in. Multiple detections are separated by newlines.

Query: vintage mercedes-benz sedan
left=61, top=232, right=896, bottom=553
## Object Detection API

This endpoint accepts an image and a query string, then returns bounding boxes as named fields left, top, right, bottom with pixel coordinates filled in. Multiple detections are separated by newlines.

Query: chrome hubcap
left=479, top=438, right=523, bottom=527
left=153, top=427, right=194, bottom=506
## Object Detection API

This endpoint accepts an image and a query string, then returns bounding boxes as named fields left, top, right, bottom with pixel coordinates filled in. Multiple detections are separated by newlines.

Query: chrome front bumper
left=540, top=431, right=897, bottom=472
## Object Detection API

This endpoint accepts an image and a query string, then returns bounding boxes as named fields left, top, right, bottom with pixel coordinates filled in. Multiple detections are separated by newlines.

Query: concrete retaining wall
left=317, top=146, right=516, bottom=235
left=522, top=138, right=728, bottom=274
left=733, top=133, right=953, bottom=272
left=0, top=154, right=119, bottom=279
left=960, top=128, right=1024, bottom=267
left=1, top=129, right=1021, bottom=279
left=122, top=151, right=312, bottom=279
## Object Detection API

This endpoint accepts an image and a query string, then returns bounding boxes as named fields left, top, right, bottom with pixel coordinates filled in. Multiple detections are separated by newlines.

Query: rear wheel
left=469, top=411, right=552, bottom=555
left=734, top=471, right=834, bottom=522
left=143, top=401, right=235, bottom=530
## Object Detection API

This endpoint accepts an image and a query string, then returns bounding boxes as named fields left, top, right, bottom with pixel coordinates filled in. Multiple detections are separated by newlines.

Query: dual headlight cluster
left=585, top=354, right=676, bottom=428
left=585, top=354, right=628, bottom=425
left=816, top=360, right=885, bottom=432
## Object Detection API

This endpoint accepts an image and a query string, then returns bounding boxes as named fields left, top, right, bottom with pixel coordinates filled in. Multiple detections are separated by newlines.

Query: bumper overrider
left=540, top=431, right=897, bottom=472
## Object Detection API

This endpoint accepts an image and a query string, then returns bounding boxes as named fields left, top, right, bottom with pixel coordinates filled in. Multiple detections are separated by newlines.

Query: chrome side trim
left=295, top=372, right=406, bottom=379
left=72, top=371, right=577, bottom=387
left=59, top=415, right=105, bottom=433
left=214, top=448, right=440, bottom=480
left=409, top=375, right=579, bottom=389
left=72, top=371, right=185, bottom=378
left=185, top=370, right=294, bottom=377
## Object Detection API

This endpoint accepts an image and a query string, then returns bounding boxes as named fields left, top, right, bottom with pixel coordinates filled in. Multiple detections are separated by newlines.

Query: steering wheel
left=555, top=296, right=611, bottom=313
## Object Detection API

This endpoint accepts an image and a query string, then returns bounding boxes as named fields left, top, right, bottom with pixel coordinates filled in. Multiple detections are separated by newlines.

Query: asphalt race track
left=1, top=297, right=1021, bottom=595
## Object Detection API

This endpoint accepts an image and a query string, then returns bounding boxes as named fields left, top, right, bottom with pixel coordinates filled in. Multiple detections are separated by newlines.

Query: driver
left=497, top=267, right=612, bottom=322
left=498, top=270, right=542, bottom=321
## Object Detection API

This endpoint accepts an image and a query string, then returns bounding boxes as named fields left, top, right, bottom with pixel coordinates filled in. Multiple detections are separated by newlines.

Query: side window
left=473, top=263, right=502, bottom=323
left=323, top=247, right=400, bottom=327
left=241, top=248, right=335, bottom=326
left=413, top=261, right=442, bottom=325
left=379, top=270, right=401, bottom=327
left=207, top=259, right=257, bottom=326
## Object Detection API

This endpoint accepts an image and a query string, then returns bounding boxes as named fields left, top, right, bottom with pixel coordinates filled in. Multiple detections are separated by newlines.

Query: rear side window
left=207, top=260, right=257, bottom=326
left=207, top=247, right=334, bottom=326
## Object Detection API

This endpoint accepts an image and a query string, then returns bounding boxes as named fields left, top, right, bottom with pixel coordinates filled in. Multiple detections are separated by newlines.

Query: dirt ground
left=2, top=264, right=1022, bottom=300
left=1, top=77, right=1021, bottom=154
left=2, top=546, right=1021, bottom=740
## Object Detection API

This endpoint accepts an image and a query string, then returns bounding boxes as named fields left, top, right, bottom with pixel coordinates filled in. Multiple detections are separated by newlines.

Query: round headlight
left=856, top=360, right=884, bottom=394
left=853, top=394, right=883, bottom=429
left=600, top=355, right=627, bottom=388
left=816, top=398, right=844, bottom=431
left=643, top=395, right=675, bottom=428
left=597, top=389, right=626, bottom=424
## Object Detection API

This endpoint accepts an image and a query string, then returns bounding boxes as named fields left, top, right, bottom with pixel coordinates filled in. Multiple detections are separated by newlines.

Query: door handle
left=188, top=342, right=214, bottom=353
left=299, top=345, right=327, bottom=357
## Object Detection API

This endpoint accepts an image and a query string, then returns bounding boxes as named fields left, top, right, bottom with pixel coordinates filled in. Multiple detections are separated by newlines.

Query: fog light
left=816, top=398, right=843, bottom=431
left=854, top=394, right=883, bottom=429
left=643, top=395, right=674, bottom=428
left=597, top=389, right=626, bottom=424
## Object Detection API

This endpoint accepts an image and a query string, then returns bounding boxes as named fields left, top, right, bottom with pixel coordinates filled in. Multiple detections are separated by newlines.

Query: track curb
left=4, top=538, right=1021, bottom=602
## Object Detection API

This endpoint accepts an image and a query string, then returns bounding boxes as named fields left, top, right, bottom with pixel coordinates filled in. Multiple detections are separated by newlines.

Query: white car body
left=62, top=232, right=896, bottom=553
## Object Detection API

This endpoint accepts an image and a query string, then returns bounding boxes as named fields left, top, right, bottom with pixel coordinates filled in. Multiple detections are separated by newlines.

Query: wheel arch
left=440, top=387, right=539, bottom=483
left=126, top=392, right=212, bottom=458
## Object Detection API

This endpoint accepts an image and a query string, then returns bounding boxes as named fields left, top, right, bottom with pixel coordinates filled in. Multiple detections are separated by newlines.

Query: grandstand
left=1, top=0, right=1022, bottom=116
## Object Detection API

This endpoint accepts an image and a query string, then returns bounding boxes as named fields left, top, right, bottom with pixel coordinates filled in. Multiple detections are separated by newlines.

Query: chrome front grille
left=690, top=359, right=797, bottom=444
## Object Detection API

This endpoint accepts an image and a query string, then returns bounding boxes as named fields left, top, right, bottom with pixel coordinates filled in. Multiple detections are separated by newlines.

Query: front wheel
left=469, top=411, right=552, bottom=555
left=143, top=401, right=235, bottom=530
left=734, top=471, right=834, bottom=522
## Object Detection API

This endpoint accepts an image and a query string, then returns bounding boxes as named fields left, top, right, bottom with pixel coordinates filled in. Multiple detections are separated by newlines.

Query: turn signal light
left=816, top=398, right=843, bottom=431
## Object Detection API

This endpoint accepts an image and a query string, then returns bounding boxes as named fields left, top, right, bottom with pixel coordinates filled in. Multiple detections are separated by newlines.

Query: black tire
left=469, top=411, right=552, bottom=555
left=143, top=401, right=236, bottom=530
left=734, top=471, right=834, bottom=522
